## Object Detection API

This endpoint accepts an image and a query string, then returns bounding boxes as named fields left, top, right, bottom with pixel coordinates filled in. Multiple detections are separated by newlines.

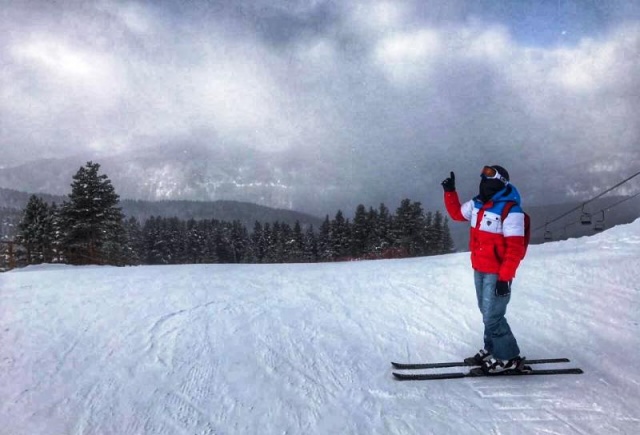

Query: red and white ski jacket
left=444, top=185, right=526, bottom=281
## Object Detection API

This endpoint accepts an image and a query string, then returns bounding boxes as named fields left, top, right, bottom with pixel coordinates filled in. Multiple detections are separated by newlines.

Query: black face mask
left=479, top=178, right=506, bottom=202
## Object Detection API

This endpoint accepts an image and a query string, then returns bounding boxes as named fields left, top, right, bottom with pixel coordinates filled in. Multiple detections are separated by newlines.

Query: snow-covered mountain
left=2, top=219, right=639, bottom=434
left=0, top=187, right=324, bottom=235
left=0, top=143, right=348, bottom=216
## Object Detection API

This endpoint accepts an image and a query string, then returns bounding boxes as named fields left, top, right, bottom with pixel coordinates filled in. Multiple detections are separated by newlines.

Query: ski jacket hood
left=474, top=184, right=522, bottom=211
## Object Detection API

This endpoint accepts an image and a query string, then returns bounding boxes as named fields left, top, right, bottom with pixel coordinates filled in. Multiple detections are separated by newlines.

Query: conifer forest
left=9, top=162, right=454, bottom=268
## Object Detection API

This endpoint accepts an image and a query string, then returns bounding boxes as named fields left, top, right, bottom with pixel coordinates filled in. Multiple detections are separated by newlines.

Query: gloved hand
left=496, top=280, right=511, bottom=297
left=441, top=171, right=456, bottom=192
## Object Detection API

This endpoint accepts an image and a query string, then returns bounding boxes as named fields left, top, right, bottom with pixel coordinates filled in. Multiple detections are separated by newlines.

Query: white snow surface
left=1, top=220, right=640, bottom=435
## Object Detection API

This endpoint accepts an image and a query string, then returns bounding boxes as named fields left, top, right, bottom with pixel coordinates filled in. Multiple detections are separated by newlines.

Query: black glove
left=496, top=280, right=511, bottom=297
left=441, top=171, right=456, bottom=192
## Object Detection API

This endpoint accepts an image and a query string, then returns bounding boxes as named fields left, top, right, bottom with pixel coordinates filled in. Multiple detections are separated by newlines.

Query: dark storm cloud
left=1, top=0, right=639, bottom=212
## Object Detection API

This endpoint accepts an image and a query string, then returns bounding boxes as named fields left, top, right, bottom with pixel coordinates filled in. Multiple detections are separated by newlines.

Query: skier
left=441, top=165, right=527, bottom=373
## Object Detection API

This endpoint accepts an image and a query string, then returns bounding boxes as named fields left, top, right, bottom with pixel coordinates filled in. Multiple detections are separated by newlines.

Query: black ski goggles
left=481, top=166, right=509, bottom=184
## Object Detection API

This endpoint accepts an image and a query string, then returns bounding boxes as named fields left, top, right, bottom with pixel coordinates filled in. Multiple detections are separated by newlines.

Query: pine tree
left=165, top=217, right=185, bottom=264
left=429, top=211, right=454, bottom=255
left=213, top=221, right=247, bottom=263
left=441, top=216, right=455, bottom=254
left=375, top=203, right=393, bottom=256
left=60, top=162, right=127, bottom=265
left=48, top=202, right=63, bottom=262
left=143, top=216, right=164, bottom=264
left=123, top=217, right=144, bottom=265
left=394, top=199, right=425, bottom=256
left=422, top=211, right=436, bottom=255
left=229, top=220, right=248, bottom=263
left=351, top=204, right=369, bottom=258
left=363, top=206, right=379, bottom=256
left=270, top=221, right=287, bottom=263
left=290, top=221, right=304, bottom=262
left=432, top=210, right=444, bottom=254
left=101, top=214, right=132, bottom=266
left=200, top=220, right=218, bottom=264
left=317, top=216, right=334, bottom=262
left=17, top=195, right=50, bottom=264
left=302, top=224, right=317, bottom=262
left=330, top=210, right=350, bottom=260
left=279, top=222, right=293, bottom=263
left=261, top=223, right=275, bottom=263
left=251, top=221, right=266, bottom=263
left=185, top=218, right=202, bottom=264
left=153, top=217, right=170, bottom=264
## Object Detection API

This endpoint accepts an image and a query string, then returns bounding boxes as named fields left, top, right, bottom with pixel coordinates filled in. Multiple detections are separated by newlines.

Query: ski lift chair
left=580, top=206, right=592, bottom=225
left=594, top=210, right=605, bottom=232
left=543, top=224, right=552, bottom=241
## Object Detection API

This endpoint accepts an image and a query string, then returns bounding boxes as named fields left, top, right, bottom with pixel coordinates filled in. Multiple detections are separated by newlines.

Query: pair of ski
left=391, top=357, right=583, bottom=381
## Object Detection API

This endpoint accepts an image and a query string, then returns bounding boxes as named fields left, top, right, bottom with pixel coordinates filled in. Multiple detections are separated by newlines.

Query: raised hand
left=441, top=171, right=456, bottom=192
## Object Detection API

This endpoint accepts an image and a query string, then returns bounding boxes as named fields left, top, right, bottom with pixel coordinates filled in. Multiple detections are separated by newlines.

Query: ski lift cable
left=600, top=191, right=640, bottom=212
left=533, top=170, right=640, bottom=232
left=542, top=190, right=639, bottom=237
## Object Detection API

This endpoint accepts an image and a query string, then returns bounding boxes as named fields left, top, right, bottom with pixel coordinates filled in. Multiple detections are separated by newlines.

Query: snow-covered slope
left=1, top=220, right=639, bottom=434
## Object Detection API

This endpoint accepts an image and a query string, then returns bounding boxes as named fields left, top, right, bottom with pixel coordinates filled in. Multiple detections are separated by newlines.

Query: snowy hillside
left=0, top=145, right=348, bottom=216
left=1, top=220, right=639, bottom=434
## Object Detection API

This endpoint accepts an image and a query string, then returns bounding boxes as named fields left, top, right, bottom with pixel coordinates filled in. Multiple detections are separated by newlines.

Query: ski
left=393, top=366, right=583, bottom=381
left=391, top=357, right=570, bottom=370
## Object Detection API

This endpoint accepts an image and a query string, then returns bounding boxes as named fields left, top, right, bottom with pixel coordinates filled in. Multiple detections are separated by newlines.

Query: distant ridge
left=0, top=187, right=324, bottom=238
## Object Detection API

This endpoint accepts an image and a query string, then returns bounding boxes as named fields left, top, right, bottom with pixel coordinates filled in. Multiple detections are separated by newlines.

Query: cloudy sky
left=1, top=0, right=639, bottom=211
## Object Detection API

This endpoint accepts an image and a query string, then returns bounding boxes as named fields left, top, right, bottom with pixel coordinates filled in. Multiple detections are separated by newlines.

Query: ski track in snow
left=1, top=220, right=640, bottom=434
